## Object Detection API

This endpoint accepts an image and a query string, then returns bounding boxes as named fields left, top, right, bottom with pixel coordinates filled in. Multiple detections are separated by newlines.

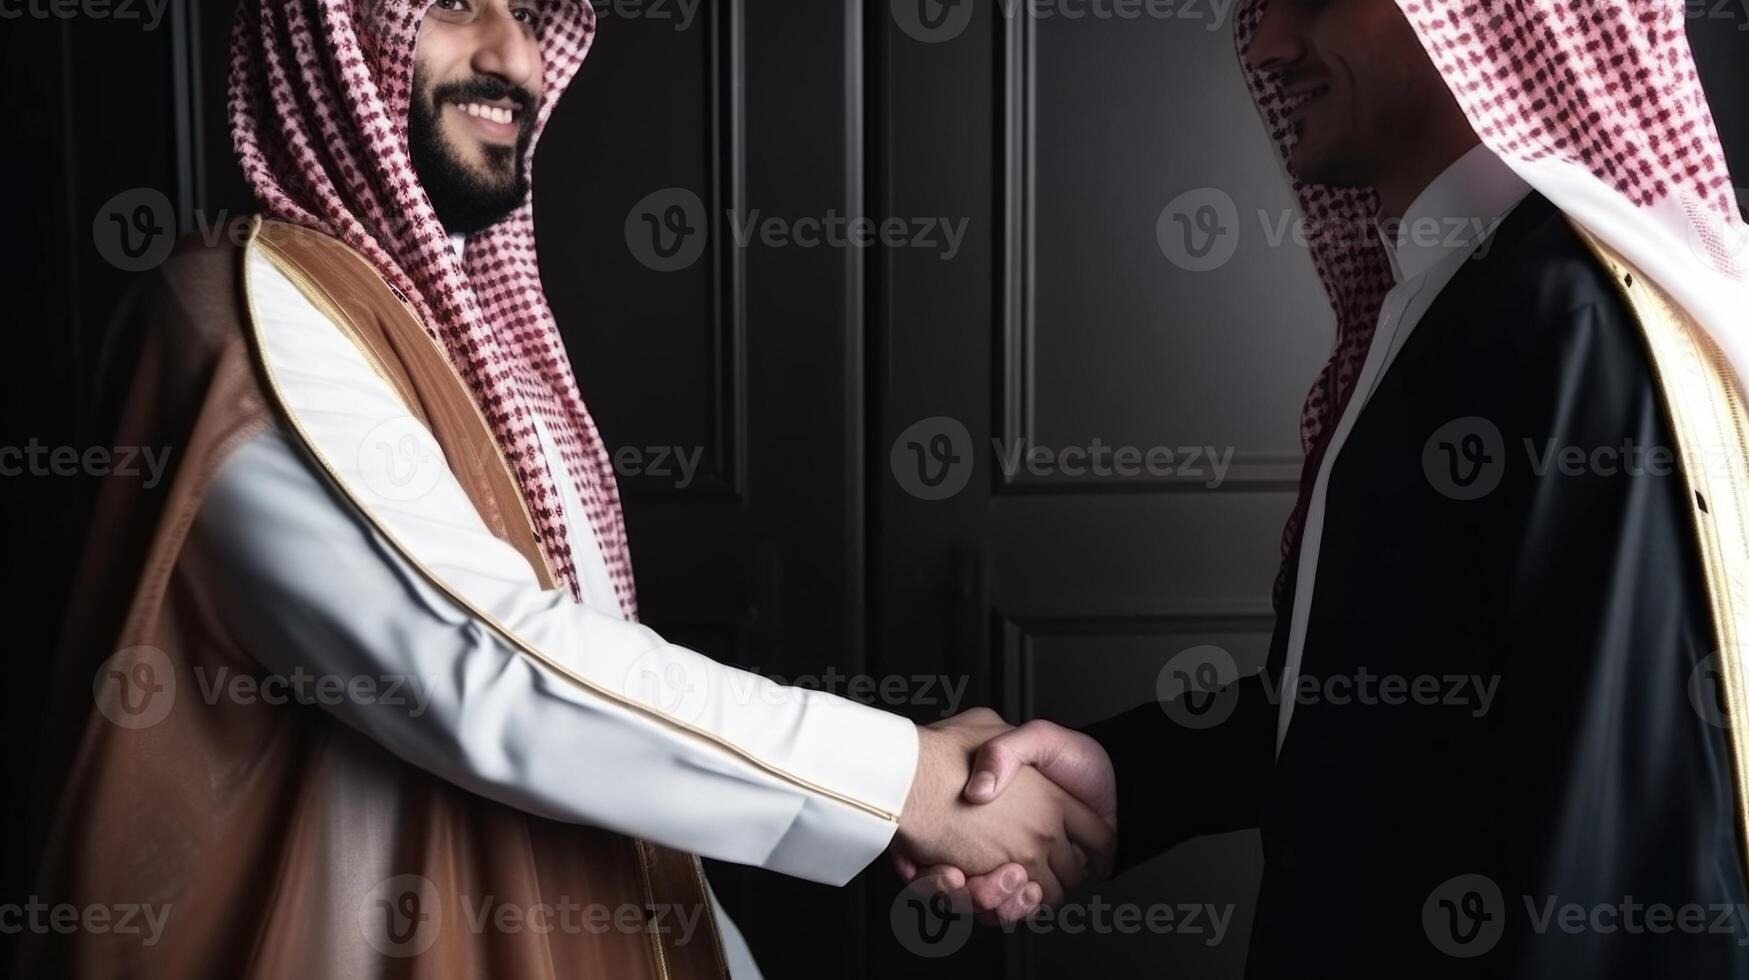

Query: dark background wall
left=3, top=2, right=1745, bottom=978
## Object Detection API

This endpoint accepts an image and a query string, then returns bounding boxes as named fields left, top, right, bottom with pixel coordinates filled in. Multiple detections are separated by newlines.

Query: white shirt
left=189, top=235, right=922, bottom=979
left=1276, top=144, right=1534, bottom=752
left=446, top=233, right=625, bottom=613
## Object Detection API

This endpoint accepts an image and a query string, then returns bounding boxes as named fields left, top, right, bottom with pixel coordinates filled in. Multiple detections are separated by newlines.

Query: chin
left=1292, top=142, right=1366, bottom=190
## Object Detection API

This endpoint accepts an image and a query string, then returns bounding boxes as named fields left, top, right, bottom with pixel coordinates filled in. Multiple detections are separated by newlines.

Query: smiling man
left=409, top=0, right=542, bottom=233
left=19, top=1, right=1113, bottom=977
left=920, top=0, right=1749, bottom=974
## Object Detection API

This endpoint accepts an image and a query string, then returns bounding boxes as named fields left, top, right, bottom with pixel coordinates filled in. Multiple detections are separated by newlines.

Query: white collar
left=1377, top=144, right=1532, bottom=284
left=449, top=232, right=467, bottom=258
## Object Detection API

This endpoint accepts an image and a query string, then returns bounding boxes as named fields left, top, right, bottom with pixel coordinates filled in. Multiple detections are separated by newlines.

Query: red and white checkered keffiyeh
left=229, top=0, right=638, bottom=617
left=1237, top=0, right=1749, bottom=605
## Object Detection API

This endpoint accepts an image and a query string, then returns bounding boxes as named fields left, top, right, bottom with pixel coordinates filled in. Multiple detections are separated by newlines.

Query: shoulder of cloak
left=238, top=217, right=558, bottom=589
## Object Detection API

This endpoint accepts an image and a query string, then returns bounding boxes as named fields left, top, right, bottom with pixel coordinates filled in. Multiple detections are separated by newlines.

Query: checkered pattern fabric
left=1236, top=0, right=1747, bottom=607
left=230, top=0, right=638, bottom=617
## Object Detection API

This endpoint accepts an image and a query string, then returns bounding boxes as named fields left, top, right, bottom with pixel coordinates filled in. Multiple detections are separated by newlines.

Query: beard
left=409, top=68, right=537, bottom=235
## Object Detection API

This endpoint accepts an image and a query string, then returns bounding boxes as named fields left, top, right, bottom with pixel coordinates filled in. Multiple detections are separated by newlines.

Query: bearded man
left=18, top=1, right=1113, bottom=977
left=920, top=0, right=1749, bottom=975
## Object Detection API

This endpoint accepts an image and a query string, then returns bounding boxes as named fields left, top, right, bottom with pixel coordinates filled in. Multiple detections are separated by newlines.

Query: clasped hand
left=890, top=708, right=1117, bottom=923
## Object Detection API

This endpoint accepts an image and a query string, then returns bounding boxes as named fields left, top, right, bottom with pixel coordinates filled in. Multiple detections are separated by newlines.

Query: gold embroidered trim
left=237, top=215, right=901, bottom=827
left=1573, top=220, right=1749, bottom=879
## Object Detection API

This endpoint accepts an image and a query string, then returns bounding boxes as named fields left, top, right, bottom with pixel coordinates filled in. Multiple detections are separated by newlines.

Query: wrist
left=898, top=726, right=956, bottom=840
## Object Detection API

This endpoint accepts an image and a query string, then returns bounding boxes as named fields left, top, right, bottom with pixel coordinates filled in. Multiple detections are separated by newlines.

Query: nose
left=470, top=5, right=542, bottom=96
left=1244, top=0, right=1304, bottom=76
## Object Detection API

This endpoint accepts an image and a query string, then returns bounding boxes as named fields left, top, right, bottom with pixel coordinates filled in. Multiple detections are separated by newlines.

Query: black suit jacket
left=1087, top=194, right=1749, bottom=977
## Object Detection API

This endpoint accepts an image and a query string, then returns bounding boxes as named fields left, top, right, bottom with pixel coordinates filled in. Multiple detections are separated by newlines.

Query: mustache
left=1274, top=66, right=1329, bottom=92
left=430, top=76, right=537, bottom=116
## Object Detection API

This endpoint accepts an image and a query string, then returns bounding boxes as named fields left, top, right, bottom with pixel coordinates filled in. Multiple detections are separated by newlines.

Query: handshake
left=890, top=708, right=1118, bottom=924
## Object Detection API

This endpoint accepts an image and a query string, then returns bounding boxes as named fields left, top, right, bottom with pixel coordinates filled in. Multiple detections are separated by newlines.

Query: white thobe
left=188, top=235, right=922, bottom=979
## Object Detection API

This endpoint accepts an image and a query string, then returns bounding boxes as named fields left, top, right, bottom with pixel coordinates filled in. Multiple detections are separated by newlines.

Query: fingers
left=910, top=864, right=967, bottom=895
left=964, top=862, right=1027, bottom=913
left=1057, top=789, right=1117, bottom=878
left=986, top=882, right=1042, bottom=925
left=964, top=728, right=1034, bottom=803
left=890, top=851, right=919, bottom=882
left=1022, top=856, right=1067, bottom=908
left=1045, top=822, right=1087, bottom=899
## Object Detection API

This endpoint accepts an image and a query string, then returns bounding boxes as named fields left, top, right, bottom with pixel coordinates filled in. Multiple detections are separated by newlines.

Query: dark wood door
left=7, top=3, right=1749, bottom=979
left=865, top=6, right=1322, bottom=978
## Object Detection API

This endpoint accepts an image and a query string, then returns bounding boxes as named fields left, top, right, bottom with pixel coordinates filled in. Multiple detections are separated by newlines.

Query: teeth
left=458, top=103, right=515, bottom=125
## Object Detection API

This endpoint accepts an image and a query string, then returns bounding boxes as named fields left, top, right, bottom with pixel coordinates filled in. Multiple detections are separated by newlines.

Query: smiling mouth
left=1287, top=85, right=1331, bottom=122
left=448, top=100, right=524, bottom=143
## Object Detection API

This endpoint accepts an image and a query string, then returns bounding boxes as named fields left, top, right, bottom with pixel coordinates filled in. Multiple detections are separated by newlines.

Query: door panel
left=872, top=6, right=1321, bottom=979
